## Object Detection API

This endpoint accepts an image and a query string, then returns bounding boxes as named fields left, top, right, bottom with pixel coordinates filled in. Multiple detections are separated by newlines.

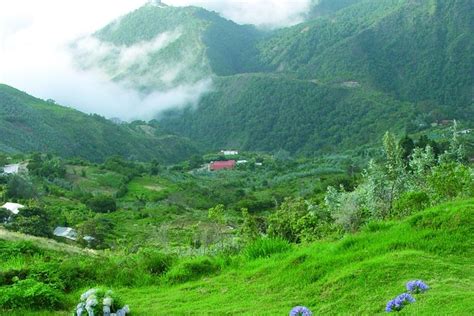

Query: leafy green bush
left=428, top=163, right=473, bottom=202
left=164, top=257, right=220, bottom=284
left=0, top=279, right=64, bottom=310
left=86, top=195, right=117, bottom=213
left=243, top=238, right=291, bottom=260
left=7, top=207, right=52, bottom=237
left=136, top=249, right=174, bottom=276
left=392, top=191, right=430, bottom=218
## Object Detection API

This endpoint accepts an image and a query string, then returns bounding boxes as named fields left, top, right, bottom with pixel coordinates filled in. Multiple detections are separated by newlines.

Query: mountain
left=259, top=0, right=473, bottom=108
left=0, top=84, right=197, bottom=162
left=74, top=0, right=473, bottom=155
left=72, top=3, right=265, bottom=92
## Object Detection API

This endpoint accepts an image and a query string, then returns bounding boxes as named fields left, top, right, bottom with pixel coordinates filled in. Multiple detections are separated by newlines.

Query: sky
left=0, top=0, right=312, bottom=120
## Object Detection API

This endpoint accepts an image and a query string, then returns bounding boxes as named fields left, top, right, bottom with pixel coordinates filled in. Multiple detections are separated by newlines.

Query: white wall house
left=53, top=227, right=78, bottom=241
left=220, top=150, right=239, bottom=156
left=1, top=202, right=25, bottom=215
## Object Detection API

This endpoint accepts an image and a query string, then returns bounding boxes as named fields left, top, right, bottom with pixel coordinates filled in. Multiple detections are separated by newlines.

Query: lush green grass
left=117, top=199, right=471, bottom=314
left=3, top=199, right=473, bottom=314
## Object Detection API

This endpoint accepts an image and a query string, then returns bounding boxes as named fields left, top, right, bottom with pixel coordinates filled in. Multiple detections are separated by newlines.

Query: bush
left=164, top=257, right=220, bottom=284
left=5, top=175, right=37, bottom=199
left=428, top=163, right=473, bottom=201
left=243, top=238, right=291, bottom=260
left=136, top=249, right=174, bottom=276
left=7, top=207, right=52, bottom=238
left=392, top=191, right=430, bottom=218
left=86, top=195, right=117, bottom=213
left=0, top=279, right=65, bottom=310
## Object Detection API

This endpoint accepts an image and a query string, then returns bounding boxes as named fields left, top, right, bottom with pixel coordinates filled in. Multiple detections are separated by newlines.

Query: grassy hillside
left=0, top=84, right=197, bottom=162
left=120, top=200, right=473, bottom=315
left=2, top=199, right=472, bottom=314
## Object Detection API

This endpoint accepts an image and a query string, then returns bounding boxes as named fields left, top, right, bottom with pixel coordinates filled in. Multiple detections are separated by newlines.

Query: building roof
left=53, top=227, right=78, bottom=240
left=1, top=202, right=25, bottom=215
left=2, top=164, right=20, bottom=175
left=210, top=160, right=236, bottom=170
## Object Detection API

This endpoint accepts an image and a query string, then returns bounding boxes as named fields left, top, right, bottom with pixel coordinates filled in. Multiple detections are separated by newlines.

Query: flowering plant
left=406, top=280, right=429, bottom=294
left=385, top=293, right=415, bottom=312
left=290, top=306, right=313, bottom=316
left=75, top=288, right=130, bottom=316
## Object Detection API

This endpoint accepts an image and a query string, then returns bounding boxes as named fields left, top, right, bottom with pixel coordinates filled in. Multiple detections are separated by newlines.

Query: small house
left=209, top=160, right=236, bottom=171
left=1, top=202, right=25, bottom=215
left=53, top=227, right=78, bottom=241
left=220, top=150, right=239, bottom=156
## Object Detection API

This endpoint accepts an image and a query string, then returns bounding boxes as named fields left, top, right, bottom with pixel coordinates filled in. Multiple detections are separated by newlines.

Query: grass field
left=4, top=199, right=472, bottom=315
left=113, top=199, right=473, bottom=315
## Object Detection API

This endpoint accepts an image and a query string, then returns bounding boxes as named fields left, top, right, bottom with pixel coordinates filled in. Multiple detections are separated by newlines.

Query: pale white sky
left=0, top=0, right=311, bottom=120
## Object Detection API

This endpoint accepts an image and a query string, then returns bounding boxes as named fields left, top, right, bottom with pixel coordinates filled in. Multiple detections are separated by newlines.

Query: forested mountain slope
left=259, top=0, right=473, bottom=108
left=160, top=74, right=414, bottom=153
left=74, top=0, right=473, bottom=155
left=0, top=84, right=197, bottom=162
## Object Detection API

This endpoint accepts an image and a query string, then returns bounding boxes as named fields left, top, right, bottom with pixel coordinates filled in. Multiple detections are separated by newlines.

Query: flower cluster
left=385, top=293, right=416, bottom=312
left=406, top=280, right=429, bottom=294
left=290, top=306, right=313, bottom=316
left=76, top=288, right=130, bottom=316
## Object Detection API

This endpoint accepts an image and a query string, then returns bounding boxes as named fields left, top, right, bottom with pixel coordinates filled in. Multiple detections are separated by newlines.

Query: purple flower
left=385, top=293, right=415, bottom=312
left=290, top=306, right=313, bottom=316
left=406, top=280, right=429, bottom=294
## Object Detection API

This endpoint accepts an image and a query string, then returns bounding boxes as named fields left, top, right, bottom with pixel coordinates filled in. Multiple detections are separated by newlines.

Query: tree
left=77, top=218, right=114, bottom=249
left=8, top=207, right=52, bottom=237
left=399, top=135, right=415, bottom=163
left=239, top=208, right=259, bottom=243
left=86, top=195, right=117, bottom=213
left=5, top=175, right=37, bottom=200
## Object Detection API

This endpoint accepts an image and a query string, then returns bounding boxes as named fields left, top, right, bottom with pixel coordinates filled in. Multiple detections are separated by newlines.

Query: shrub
left=243, top=238, right=291, bottom=260
left=164, top=257, right=220, bottom=284
left=7, top=207, right=52, bottom=238
left=137, top=249, right=174, bottom=276
left=86, top=195, right=117, bottom=213
left=5, top=175, right=37, bottom=199
left=428, top=163, right=473, bottom=201
left=392, top=191, right=430, bottom=218
left=0, top=279, right=64, bottom=310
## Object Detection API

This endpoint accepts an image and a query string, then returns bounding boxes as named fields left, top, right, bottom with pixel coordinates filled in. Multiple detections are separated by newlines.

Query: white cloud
left=163, top=0, right=313, bottom=28
left=0, top=0, right=312, bottom=121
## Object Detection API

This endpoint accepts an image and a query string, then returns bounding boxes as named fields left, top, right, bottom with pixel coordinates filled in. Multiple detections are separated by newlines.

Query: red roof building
left=209, top=160, right=236, bottom=171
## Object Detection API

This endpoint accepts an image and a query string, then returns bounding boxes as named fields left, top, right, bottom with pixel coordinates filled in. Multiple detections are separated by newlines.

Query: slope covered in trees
left=68, top=0, right=474, bottom=155
left=0, top=84, right=197, bottom=162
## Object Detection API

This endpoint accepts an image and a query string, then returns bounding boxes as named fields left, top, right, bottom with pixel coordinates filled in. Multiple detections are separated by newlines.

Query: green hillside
left=72, top=0, right=473, bottom=155
left=2, top=199, right=472, bottom=314
left=0, top=84, right=197, bottom=162
left=74, top=3, right=265, bottom=92
left=258, top=0, right=473, bottom=108
left=160, top=74, right=414, bottom=154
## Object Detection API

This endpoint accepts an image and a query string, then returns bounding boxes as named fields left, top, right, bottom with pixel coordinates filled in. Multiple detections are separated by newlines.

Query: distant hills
left=74, top=0, right=472, bottom=155
left=0, top=84, right=197, bottom=162
left=2, top=0, right=472, bottom=159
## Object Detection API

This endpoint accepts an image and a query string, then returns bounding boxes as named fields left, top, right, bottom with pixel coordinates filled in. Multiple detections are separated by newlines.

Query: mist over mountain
left=72, top=0, right=472, bottom=154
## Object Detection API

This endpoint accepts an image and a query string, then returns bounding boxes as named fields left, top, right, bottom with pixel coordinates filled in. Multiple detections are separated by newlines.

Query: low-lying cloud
left=164, top=0, right=313, bottom=29
left=0, top=0, right=313, bottom=121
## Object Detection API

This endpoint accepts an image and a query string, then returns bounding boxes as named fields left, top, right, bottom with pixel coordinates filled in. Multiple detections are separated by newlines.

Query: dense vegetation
left=0, top=84, right=197, bottom=162
left=78, top=0, right=474, bottom=155
left=0, top=0, right=473, bottom=314
left=0, top=127, right=472, bottom=314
